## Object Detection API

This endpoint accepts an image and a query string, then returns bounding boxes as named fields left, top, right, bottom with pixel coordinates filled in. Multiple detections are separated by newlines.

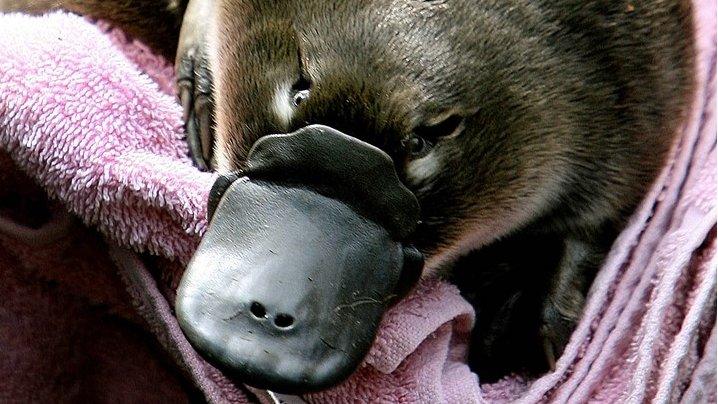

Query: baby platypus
left=4, top=0, right=695, bottom=387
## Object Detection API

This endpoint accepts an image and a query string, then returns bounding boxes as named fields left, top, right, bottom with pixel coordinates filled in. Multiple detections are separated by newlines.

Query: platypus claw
left=175, top=0, right=214, bottom=171
left=539, top=298, right=580, bottom=372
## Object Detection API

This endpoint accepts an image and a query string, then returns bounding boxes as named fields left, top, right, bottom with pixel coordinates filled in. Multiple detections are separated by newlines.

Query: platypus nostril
left=250, top=301, right=267, bottom=319
left=274, top=313, right=295, bottom=328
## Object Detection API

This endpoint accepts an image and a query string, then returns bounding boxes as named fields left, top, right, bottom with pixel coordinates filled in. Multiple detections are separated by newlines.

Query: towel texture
left=0, top=1, right=714, bottom=402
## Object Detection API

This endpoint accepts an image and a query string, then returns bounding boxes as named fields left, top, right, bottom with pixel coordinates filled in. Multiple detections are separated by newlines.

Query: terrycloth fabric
left=0, top=1, right=714, bottom=402
left=0, top=159, right=195, bottom=403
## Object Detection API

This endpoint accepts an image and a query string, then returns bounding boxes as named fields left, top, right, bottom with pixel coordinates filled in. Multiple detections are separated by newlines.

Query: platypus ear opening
left=207, top=172, right=242, bottom=219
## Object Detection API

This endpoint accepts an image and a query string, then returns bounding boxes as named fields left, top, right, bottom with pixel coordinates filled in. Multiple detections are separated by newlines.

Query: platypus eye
left=404, top=136, right=433, bottom=158
left=291, top=76, right=311, bottom=107
left=405, top=114, right=464, bottom=158
left=292, top=89, right=310, bottom=107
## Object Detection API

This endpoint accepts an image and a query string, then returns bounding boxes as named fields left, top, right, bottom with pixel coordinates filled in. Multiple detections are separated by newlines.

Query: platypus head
left=178, top=0, right=574, bottom=394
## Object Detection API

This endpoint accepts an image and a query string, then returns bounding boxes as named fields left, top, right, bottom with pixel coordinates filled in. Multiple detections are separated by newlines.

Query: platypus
left=3, top=0, right=695, bottom=391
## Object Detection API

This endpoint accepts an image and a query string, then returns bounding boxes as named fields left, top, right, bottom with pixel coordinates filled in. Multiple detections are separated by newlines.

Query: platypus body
left=3, top=0, right=695, bottom=388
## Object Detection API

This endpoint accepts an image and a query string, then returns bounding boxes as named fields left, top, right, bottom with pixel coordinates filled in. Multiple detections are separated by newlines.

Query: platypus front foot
left=540, top=296, right=581, bottom=371
left=539, top=234, right=608, bottom=371
left=176, top=0, right=214, bottom=171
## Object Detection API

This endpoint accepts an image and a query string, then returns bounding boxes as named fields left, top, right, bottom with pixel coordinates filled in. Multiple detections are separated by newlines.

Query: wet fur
left=3, top=0, right=696, bottom=380
left=209, top=1, right=695, bottom=378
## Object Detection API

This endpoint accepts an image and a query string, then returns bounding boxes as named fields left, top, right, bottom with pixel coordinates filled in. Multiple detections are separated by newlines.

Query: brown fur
left=3, top=0, right=696, bottom=380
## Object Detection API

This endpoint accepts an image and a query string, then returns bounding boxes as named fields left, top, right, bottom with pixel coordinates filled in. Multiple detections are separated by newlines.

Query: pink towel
left=0, top=0, right=714, bottom=401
